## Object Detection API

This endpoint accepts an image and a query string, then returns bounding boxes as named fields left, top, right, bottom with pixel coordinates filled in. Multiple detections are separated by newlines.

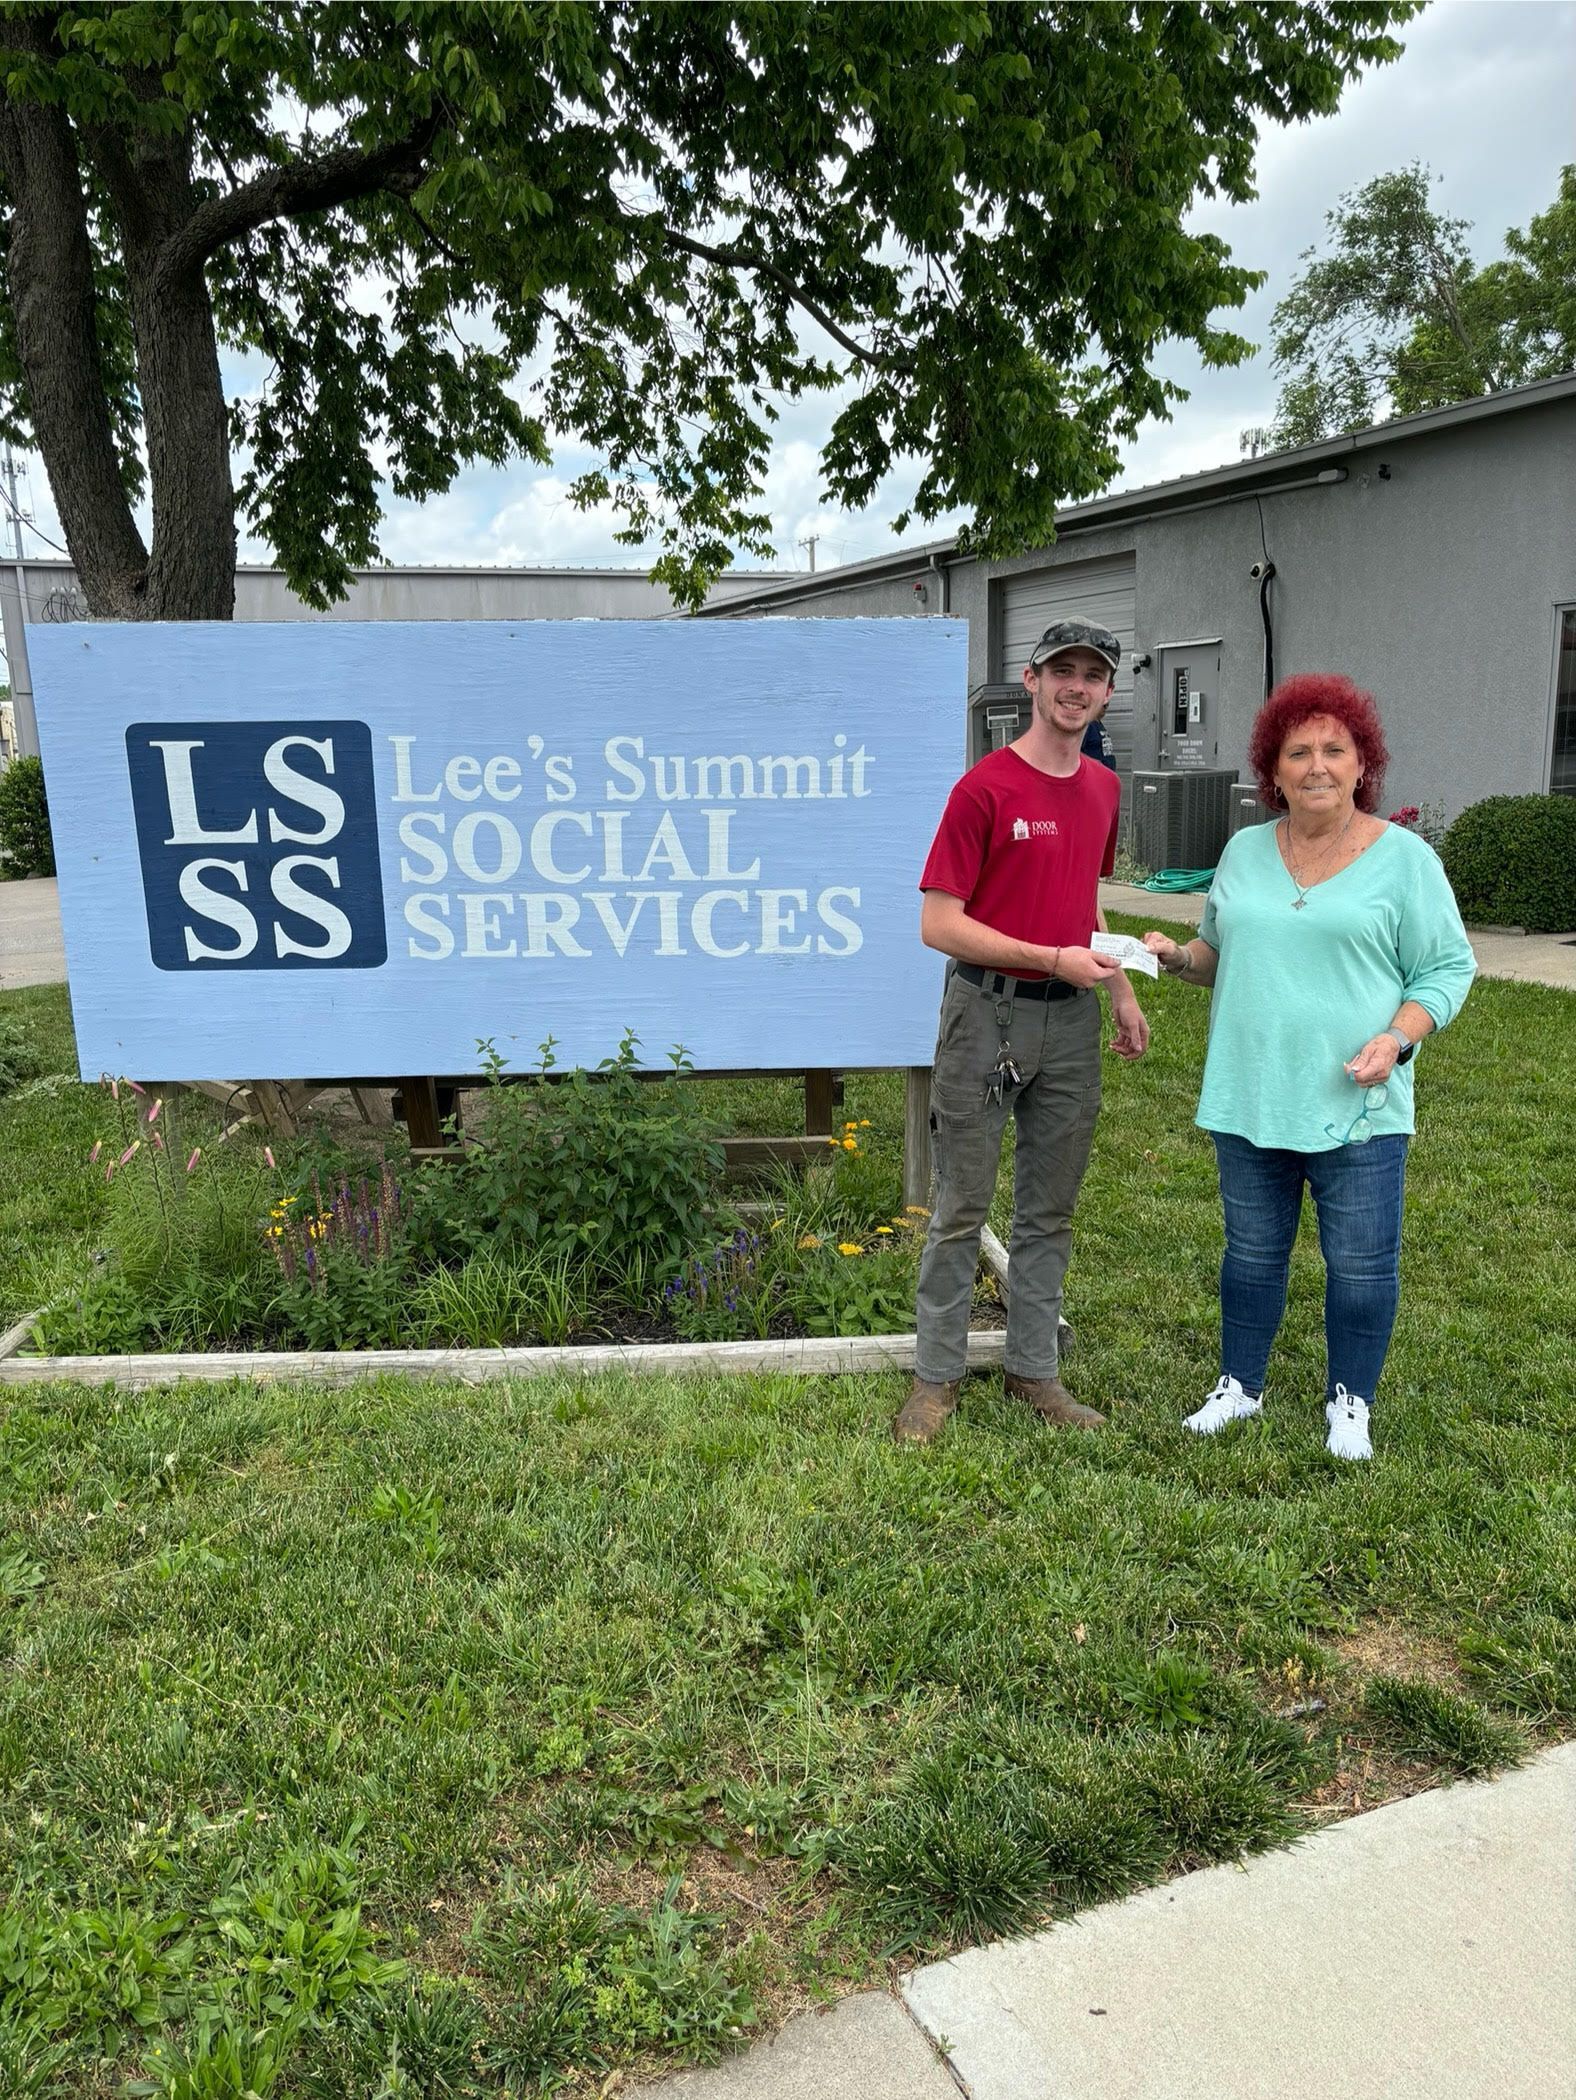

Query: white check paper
left=1092, top=931, right=1160, bottom=978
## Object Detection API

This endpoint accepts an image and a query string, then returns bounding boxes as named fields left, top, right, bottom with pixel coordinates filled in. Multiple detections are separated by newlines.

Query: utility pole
left=0, top=445, right=40, bottom=760
left=797, top=533, right=818, bottom=574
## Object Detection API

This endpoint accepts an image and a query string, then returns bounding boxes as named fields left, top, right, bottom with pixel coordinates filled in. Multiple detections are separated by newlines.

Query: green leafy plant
left=1441, top=794, right=1576, bottom=933
left=268, top=1164, right=413, bottom=1350
left=0, top=757, right=53, bottom=878
left=781, top=1237, right=918, bottom=1338
left=0, top=1014, right=45, bottom=1096
left=1112, top=1651, right=1216, bottom=1731
left=412, top=1243, right=593, bottom=1348
left=664, top=1228, right=778, bottom=1341
left=408, top=1034, right=725, bottom=1286
left=470, top=1873, right=758, bottom=2081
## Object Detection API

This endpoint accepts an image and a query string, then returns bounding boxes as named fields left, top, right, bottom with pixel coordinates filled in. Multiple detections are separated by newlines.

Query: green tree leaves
left=0, top=2, right=1415, bottom=615
left=1269, top=162, right=1576, bottom=447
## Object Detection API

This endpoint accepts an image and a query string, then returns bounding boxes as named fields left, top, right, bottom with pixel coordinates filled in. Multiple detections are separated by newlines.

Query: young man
left=895, top=619, right=1149, bottom=1444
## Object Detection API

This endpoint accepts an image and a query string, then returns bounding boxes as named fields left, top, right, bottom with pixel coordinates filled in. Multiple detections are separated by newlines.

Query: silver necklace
left=1281, top=810, right=1355, bottom=910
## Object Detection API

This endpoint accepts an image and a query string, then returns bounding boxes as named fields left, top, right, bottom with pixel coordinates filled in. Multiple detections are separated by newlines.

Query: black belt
left=954, top=961, right=1081, bottom=1002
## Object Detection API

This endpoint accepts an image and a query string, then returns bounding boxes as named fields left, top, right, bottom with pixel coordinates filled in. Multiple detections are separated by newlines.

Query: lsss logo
left=126, top=721, right=386, bottom=971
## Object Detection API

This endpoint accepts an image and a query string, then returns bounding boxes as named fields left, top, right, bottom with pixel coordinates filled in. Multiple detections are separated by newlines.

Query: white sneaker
left=1184, top=1374, right=1263, bottom=1436
left=1325, top=1385, right=1373, bottom=1461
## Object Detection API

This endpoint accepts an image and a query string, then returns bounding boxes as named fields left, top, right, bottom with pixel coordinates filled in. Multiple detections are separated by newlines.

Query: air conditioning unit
left=1131, top=768, right=1235, bottom=869
left=1228, top=781, right=1277, bottom=837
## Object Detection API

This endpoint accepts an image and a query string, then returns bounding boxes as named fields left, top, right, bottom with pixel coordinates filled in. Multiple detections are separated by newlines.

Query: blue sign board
left=32, top=619, right=966, bottom=1077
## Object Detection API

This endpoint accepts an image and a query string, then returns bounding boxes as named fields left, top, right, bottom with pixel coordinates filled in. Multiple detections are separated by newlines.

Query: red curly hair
left=1247, top=673, right=1390, bottom=815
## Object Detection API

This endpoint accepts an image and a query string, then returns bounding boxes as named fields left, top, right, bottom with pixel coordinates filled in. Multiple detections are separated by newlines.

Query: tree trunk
left=87, top=70, right=237, bottom=621
left=131, top=232, right=237, bottom=621
left=0, top=63, right=152, bottom=617
left=0, top=15, right=236, bottom=620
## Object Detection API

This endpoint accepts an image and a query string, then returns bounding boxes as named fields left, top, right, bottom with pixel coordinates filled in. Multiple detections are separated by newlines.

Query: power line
left=0, top=457, right=70, bottom=557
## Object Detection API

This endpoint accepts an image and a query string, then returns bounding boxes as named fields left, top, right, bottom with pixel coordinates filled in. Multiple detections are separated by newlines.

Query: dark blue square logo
left=126, top=721, right=387, bottom=971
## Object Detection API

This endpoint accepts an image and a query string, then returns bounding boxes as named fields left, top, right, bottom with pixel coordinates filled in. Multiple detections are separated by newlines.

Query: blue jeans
left=1211, top=1131, right=1409, bottom=1404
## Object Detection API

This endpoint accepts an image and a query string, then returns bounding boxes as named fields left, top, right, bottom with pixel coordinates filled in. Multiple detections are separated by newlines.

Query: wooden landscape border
left=0, top=1327, right=1006, bottom=1392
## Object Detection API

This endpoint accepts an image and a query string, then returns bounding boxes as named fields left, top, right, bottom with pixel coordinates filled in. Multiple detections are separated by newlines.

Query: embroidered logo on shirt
left=1010, top=817, right=1058, bottom=841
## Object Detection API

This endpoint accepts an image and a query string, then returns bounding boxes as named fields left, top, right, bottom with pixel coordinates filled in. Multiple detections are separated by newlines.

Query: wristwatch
left=1386, top=1026, right=1416, bottom=1065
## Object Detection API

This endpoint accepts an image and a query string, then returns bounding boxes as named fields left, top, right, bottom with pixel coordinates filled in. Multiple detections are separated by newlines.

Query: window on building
left=1553, top=607, right=1576, bottom=797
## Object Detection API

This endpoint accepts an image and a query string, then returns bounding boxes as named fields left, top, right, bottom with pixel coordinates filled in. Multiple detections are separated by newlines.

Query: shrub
left=0, top=756, right=54, bottom=877
left=1440, top=794, right=1576, bottom=933
left=408, top=1033, right=725, bottom=1284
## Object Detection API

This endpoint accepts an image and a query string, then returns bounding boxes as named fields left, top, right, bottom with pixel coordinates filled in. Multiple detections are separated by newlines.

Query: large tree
left=0, top=1, right=1413, bottom=619
left=1268, top=162, right=1576, bottom=447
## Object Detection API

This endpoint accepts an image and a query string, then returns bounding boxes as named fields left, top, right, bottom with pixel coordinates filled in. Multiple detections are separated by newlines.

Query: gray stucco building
left=694, top=374, right=1576, bottom=842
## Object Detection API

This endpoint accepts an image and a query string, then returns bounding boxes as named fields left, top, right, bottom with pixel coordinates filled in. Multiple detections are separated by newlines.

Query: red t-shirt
left=919, top=746, right=1120, bottom=973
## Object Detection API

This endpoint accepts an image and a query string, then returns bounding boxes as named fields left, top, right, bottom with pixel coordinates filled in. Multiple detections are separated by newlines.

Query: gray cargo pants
left=913, top=966, right=1103, bottom=1385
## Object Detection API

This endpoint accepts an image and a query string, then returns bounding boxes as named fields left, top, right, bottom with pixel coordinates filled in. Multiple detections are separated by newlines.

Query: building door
left=1156, top=639, right=1223, bottom=770
left=1550, top=606, right=1576, bottom=796
left=996, top=552, right=1136, bottom=774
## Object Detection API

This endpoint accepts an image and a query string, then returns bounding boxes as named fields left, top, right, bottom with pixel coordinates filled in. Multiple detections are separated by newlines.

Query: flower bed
left=34, top=1038, right=985, bottom=1359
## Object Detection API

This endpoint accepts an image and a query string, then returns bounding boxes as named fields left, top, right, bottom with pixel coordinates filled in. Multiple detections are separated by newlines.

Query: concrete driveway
left=0, top=876, right=63, bottom=991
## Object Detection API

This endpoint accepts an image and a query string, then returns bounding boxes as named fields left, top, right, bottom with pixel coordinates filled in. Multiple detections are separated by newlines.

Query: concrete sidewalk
left=0, top=875, right=63, bottom=991
left=1103, top=878, right=1576, bottom=990
left=641, top=1743, right=1576, bottom=2099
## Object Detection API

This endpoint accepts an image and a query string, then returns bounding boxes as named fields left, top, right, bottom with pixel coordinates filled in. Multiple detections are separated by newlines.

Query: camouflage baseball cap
left=1029, top=619, right=1120, bottom=672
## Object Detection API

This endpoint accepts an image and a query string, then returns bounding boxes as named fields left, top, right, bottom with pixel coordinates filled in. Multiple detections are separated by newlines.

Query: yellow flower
left=798, top=1234, right=822, bottom=1250
left=770, top=1217, right=785, bottom=1231
left=837, top=1241, right=864, bottom=1256
left=842, top=1137, right=858, bottom=1152
left=905, top=1205, right=932, bottom=1218
left=874, top=1226, right=894, bottom=1236
left=825, top=1136, right=840, bottom=1147
left=843, top=1120, right=858, bottom=1131
left=858, top=1119, right=872, bottom=1128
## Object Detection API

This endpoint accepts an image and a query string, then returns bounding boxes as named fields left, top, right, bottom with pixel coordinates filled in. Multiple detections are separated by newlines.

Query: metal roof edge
left=691, top=370, right=1576, bottom=615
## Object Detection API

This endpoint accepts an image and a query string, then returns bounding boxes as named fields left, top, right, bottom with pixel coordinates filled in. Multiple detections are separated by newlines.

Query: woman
left=1143, top=673, right=1476, bottom=1460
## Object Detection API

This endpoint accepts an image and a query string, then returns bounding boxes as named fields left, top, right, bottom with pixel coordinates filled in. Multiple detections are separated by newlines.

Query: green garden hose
left=1137, top=868, right=1215, bottom=893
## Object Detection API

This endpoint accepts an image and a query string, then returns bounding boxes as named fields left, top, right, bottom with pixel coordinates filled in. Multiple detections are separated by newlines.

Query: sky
left=6, top=0, right=1574, bottom=586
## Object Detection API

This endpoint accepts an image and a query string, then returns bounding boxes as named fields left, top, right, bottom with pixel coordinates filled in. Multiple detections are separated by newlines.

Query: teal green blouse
left=1195, top=821, right=1476, bottom=1151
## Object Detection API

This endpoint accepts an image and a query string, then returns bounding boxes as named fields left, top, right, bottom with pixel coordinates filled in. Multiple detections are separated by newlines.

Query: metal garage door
left=997, top=552, right=1137, bottom=778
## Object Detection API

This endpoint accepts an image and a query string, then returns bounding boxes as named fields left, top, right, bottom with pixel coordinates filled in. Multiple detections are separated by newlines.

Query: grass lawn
left=1, top=926, right=1574, bottom=2097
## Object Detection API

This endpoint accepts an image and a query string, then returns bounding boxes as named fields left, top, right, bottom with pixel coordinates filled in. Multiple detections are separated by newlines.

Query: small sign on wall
left=33, top=619, right=967, bottom=1078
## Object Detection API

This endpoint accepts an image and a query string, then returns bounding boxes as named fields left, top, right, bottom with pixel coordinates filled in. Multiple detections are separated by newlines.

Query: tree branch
left=656, top=225, right=886, bottom=370
left=156, top=111, right=442, bottom=286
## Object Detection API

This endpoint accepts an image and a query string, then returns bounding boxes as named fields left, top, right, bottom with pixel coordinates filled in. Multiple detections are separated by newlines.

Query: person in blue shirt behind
left=1142, top=672, right=1475, bottom=1461
left=1081, top=687, right=1117, bottom=771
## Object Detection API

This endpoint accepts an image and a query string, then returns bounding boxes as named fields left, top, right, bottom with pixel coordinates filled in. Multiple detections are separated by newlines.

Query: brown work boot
left=1003, top=1372, right=1106, bottom=1429
left=893, top=1377, right=960, bottom=1445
